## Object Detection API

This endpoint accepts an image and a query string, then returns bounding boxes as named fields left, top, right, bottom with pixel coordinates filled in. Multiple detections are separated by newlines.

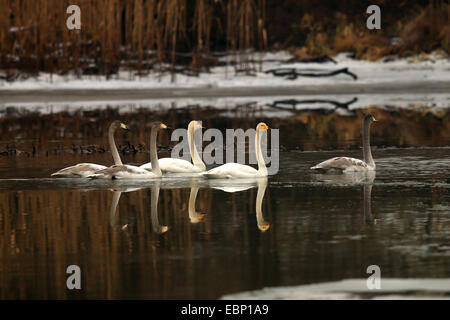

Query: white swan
left=188, top=180, right=206, bottom=223
left=255, top=178, right=270, bottom=232
left=208, top=177, right=270, bottom=231
left=311, top=114, right=377, bottom=173
left=89, top=122, right=167, bottom=179
left=202, top=122, right=269, bottom=179
left=150, top=180, right=169, bottom=234
left=109, top=186, right=143, bottom=231
left=51, top=120, right=128, bottom=177
left=140, top=120, right=206, bottom=174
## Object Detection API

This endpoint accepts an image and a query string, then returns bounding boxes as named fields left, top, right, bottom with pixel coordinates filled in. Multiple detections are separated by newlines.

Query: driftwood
left=264, top=67, right=358, bottom=80
left=265, top=97, right=358, bottom=114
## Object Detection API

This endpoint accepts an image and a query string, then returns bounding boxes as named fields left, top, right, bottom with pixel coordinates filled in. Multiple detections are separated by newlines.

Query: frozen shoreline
left=0, top=81, right=449, bottom=104
left=1, top=51, right=449, bottom=103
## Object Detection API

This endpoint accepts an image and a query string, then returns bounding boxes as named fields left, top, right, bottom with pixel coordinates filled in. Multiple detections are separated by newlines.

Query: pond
left=0, top=95, right=449, bottom=299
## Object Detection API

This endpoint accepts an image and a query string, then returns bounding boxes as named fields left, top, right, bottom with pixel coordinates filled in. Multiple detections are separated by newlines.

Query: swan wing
left=311, top=157, right=369, bottom=172
left=90, top=165, right=158, bottom=179
left=140, top=158, right=200, bottom=173
left=202, top=163, right=259, bottom=179
left=51, top=163, right=107, bottom=178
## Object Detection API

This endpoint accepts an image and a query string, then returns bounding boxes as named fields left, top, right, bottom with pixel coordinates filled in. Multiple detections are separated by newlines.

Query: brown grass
left=291, top=1, right=449, bottom=61
left=0, top=1, right=447, bottom=77
left=0, top=0, right=266, bottom=77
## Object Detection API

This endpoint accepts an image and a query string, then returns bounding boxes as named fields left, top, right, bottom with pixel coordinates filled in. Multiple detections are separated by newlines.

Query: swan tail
left=87, top=173, right=106, bottom=179
left=200, top=172, right=223, bottom=179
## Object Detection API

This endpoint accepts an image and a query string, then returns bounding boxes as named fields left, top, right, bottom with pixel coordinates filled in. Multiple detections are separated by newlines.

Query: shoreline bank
left=1, top=81, right=449, bottom=104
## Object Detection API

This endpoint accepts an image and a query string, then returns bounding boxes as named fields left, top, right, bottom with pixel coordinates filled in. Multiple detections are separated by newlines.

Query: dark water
left=0, top=101, right=449, bottom=299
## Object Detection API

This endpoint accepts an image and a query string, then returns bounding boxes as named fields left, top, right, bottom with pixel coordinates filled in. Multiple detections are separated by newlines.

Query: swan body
left=202, top=163, right=263, bottom=179
left=91, top=164, right=160, bottom=180
left=51, top=163, right=107, bottom=178
left=141, top=158, right=204, bottom=173
left=141, top=120, right=206, bottom=173
left=311, top=114, right=377, bottom=173
left=89, top=122, right=167, bottom=180
left=202, top=122, right=269, bottom=179
left=51, top=121, right=128, bottom=178
left=311, top=156, right=372, bottom=173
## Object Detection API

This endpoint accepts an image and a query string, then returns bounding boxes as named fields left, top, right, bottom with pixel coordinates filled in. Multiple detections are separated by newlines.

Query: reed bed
left=0, top=0, right=267, bottom=78
left=0, top=0, right=447, bottom=79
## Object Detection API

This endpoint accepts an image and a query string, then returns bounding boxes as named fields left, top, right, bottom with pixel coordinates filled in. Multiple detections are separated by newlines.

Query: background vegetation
left=0, top=0, right=448, bottom=78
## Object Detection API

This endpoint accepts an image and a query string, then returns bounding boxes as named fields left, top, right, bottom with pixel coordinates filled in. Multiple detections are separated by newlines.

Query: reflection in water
left=311, top=171, right=376, bottom=226
left=0, top=98, right=449, bottom=299
left=109, top=184, right=169, bottom=234
left=364, top=184, right=374, bottom=226
left=151, top=181, right=168, bottom=234
left=310, top=170, right=375, bottom=184
left=188, top=179, right=206, bottom=224
left=208, top=177, right=270, bottom=232
left=255, top=178, right=270, bottom=232
left=109, top=187, right=142, bottom=231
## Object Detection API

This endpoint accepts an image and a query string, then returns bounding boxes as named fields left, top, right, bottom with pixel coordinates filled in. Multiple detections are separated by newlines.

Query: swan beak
left=121, top=123, right=130, bottom=130
left=260, top=222, right=270, bottom=231
left=263, top=124, right=269, bottom=130
left=159, top=226, right=169, bottom=234
left=372, top=117, right=378, bottom=122
left=160, top=123, right=169, bottom=129
left=199, top=213, right=206, bottom=220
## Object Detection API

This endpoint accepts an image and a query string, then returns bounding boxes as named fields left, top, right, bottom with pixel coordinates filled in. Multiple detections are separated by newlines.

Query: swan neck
left=151, top=183, right=161, bottom=233
left=256, top=180, right=268, bottom=231
left=255, top=129, right=267, bottom=173
left=188, top=126, right=205, bottom=170
left=109, top=125, right=122, bottom=165
left=364, top=184, right=373, bottom=224
left=363, top=121, right=374, bottom=167
left=109, top=191, right=122, bottom=227
left=150, top=127, right=162, bottom=176
left=188, top=187, right=199, bottom=220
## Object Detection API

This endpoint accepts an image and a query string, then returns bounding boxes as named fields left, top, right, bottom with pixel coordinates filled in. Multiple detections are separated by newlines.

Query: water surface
left=0, top=98, right=449, bottom=299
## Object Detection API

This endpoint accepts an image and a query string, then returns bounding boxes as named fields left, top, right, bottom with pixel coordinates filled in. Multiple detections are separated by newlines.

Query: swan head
left=258, top=222, right=270, bottom=232
left=364, top=114, right=377, bottom=124
left=150, top=121, right=169, bottom=131
left=188, top=120, right=204, bottom=131
left=256, top=122, right=269, bottom=131
left=190, top=212, right=206, bottom=223
left=155, top=225, right=169, bottom=234
left=110, top=120, right=130, bottom=131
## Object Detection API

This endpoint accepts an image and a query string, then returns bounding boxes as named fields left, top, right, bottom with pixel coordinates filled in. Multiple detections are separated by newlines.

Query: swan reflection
left=311, top=170, right=376, bottom=184
left=311, top=171, right=376, bottom=226
left=108, top=184, right=168, bottom=234
left=188, top=179, right=206, bottom=223
left=109, top=187, right=142, bottom=231
left=255, top=178, right=270, bottom=232
left=151, top=180, right=169, bottom=234
left=207, top=177, right=270, bottom=232
left=363, top=183, right=375, bottom=226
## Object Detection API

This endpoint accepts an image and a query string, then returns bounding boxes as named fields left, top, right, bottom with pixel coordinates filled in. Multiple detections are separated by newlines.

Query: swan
left=255, top=178, right=270, bottom=232
left=363, top=183, right=375, bottom=226
left=89, top=121, right=167, bottom=179
left=140, top=120, right=206, bottom=174
left=311, top=114, right=378, bottom=173
left=188, top=180, right=206, bottom=223
left=150, top=180, right=169, bottom=234
left=201, top=122, right=269, bottom=179
left=51, top=120, right=129, bottom=177
left=109, top=186, right=143, bottom=231
left=208, top=177, right=270, bottom=231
